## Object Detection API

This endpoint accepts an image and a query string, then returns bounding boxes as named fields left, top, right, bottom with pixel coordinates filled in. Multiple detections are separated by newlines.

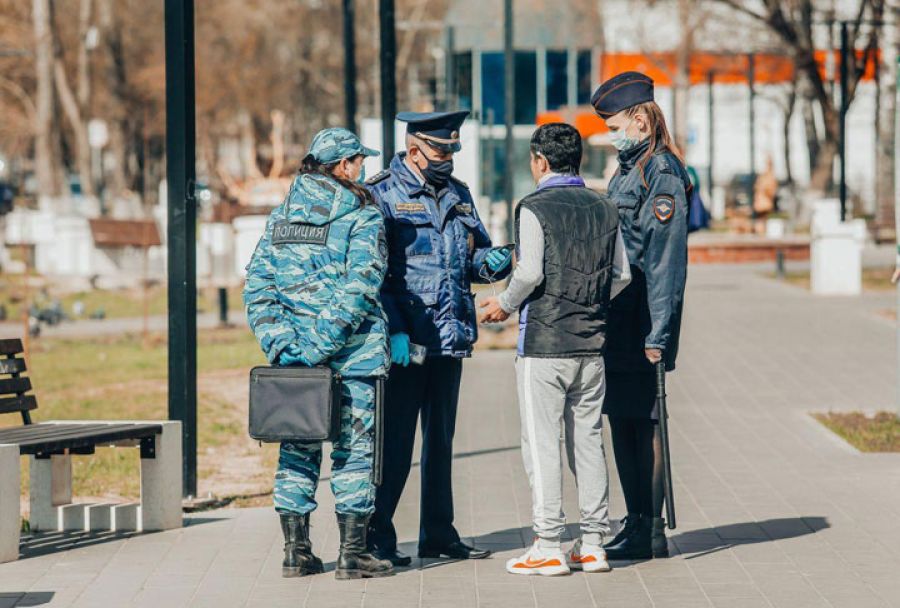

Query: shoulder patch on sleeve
left=653, top=194, right=675, bottom=223
left=365, top=169, right=391, bottom=186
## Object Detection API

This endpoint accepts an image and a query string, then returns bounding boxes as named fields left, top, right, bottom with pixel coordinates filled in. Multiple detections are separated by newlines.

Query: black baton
left=374, top=376, right=385, bottom=486
left=655, top=361, right=676, bottom=530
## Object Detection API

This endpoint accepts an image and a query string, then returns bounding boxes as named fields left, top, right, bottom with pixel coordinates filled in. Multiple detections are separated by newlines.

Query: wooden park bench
left=0, top=338, right=182, bottom=563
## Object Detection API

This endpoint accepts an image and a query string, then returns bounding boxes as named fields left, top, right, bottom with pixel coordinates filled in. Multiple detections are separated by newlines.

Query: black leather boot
left=651, top=517, right=669, bottom=558
left=603, top=513, right=641, bottom=550
left=280, top=513, right=324, bottom=577
left=335, top=514, right=394, bottom=580
left=604, top=515, right=652, bottom=560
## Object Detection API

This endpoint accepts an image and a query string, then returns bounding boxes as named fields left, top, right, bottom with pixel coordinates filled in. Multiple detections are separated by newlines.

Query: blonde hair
left=625, top=101, right=684, bottom=187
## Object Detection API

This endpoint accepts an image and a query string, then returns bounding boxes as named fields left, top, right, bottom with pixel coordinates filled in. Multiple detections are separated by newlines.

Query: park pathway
left=1, top=264, right=899, bottom=607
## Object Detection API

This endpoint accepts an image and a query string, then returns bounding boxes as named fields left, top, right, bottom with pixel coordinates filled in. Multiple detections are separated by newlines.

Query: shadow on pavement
left=675, top=516, right=830, bottom=559
left=0, top=592, right=55, bottom=607
left=16, top=516, right=226, bottom=560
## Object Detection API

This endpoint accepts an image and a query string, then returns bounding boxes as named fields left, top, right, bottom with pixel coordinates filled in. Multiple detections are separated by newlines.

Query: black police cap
left=591, top=72, right=654, bottom=118
left=397, top=110, right=470, bottom=153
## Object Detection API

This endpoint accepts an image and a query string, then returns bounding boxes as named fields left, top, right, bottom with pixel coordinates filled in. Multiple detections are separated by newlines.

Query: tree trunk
left=97, top=0, right=129, bottom=196
left=783, top=84, right=796, bottom=186
left=32, top=0, right=63, bottom=197
left=875, top=9, right=896, bottom=232
left=672, top=0, right=693, bottom=152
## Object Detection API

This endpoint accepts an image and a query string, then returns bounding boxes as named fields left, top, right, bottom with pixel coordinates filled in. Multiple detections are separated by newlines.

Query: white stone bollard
left=233, top=215, right=269, bottom=278
left=811, top=214, right=866, bottom=296
left=0, top=444, right=20, bottom=563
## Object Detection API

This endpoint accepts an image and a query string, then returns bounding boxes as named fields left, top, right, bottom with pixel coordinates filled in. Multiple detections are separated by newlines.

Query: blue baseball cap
left=305, top=127, right=380, bottom=164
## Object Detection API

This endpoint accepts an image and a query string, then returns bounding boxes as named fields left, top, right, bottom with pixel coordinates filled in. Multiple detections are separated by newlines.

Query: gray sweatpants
left=515, top=356, right=611, bottom=545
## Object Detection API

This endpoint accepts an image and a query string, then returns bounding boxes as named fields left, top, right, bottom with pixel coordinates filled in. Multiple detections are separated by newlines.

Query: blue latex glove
left=278, top=344, right=310, bottom=366
left=485, top=247, right=512, bottom=272
left=390, top=333, right=410, bottom=367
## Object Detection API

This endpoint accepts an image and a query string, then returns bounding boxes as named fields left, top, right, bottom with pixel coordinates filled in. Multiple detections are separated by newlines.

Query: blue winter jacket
left=243, top=173, right=389, bottom=378
left=367, top=153, right=510, bottom=358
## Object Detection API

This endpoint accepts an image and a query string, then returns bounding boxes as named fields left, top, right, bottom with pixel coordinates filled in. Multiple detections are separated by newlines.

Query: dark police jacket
left=515, top=181, right=619, bottom=357
left=367, top=153, right=509, bottom=358
left=605, top=140, right=690, bottom=373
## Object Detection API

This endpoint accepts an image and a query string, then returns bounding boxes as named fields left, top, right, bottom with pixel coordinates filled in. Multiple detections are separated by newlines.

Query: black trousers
left=608, top=415, right=665, bottom=519
left=369, top=356, right=463, bottom=550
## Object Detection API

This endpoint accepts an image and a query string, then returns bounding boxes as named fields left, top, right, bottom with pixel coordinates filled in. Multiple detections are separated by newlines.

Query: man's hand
left=479, top=296, right=510, bottom=323
left=645, top=348, right=662, bottom=364
left=892, top=267, right=900, bottom=284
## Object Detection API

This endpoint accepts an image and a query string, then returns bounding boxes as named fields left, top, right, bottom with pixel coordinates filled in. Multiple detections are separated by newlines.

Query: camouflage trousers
left=274, top=378, right=376, bottom=516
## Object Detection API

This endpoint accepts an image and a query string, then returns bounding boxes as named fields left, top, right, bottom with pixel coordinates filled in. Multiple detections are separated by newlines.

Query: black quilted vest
left=515, top=185, right=619, bottom=357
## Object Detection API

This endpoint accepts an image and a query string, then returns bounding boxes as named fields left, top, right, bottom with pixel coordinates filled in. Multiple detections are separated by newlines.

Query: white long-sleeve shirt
left=498, top=190, right=631, bottom=314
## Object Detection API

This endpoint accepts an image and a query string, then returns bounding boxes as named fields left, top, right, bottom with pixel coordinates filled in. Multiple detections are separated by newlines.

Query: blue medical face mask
left=356, top=164, right=366, bottom=184
left=609, top=118, right=640, bottom=152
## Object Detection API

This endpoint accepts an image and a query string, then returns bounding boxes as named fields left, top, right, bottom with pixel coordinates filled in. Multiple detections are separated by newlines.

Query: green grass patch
left=7, top=327, right=266, bottom=500
left=765, top=268, right=895, bottom=292
left=0, top=282, right=245, bottom=321
left=814, top=411, right=900, bottom=452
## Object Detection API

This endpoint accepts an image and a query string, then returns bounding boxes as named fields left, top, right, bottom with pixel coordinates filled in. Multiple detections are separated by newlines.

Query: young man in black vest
left=480, top=123, right=631, bottom=576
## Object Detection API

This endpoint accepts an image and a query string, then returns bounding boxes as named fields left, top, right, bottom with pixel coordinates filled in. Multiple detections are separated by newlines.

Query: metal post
left=839, top=21, right=849, bottom=222
left=445, top=26, right=456, bottom=110
left=707, top=71, right=714, bottom=203
left=164, top=0, right=198, bottom=499
left=217, top=287, right=228, bottom=327
left=484, top=108, right=496, bottom=202
left=343, top=0, right=357, bottom=133
left=379, top=0, right=396, bottom=160
left=894, top=52, right=900, bottom=421
left=503, top=0, right=515, bottom=243
left=747, top=53, right=756, bottom=221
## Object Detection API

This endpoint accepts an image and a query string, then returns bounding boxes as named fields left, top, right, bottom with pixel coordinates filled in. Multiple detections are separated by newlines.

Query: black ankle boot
left=335, top=514, right=394, bottom=580
left=604, top=515, right=652, bottom=560
left=280, top=513, right=324, bottom=577
left=604, top=513, right=641, bottom=549
left=651, top=517, right=669, bottom=558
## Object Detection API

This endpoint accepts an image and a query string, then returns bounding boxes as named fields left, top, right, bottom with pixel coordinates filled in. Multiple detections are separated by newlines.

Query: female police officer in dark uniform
left=591, top=72, right=690, bottom=560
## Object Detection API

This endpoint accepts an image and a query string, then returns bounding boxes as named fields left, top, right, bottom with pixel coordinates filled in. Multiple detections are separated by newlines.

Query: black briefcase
left=248, top=365, right=342, bottom=443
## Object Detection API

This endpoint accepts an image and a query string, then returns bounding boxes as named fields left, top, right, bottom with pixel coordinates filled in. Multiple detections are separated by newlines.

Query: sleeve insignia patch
left=653, top=195, right=675, bottom=223
left=395, top=202, right=427, bottom=213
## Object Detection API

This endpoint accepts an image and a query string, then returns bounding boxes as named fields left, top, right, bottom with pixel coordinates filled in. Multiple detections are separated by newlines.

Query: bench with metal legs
left=0, top=339, right=182, bottom=563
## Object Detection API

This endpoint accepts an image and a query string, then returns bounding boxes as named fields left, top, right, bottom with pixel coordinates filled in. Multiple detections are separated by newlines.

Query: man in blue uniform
left=366, top=110, right=512, bottom=565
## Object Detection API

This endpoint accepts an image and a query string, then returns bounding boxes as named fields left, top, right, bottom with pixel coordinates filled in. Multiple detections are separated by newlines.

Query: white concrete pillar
left=140, top=421, right=182, bottom=531
left=0, top=445, right=20, bottom=563
left=29, top=454, right=72, bottom=532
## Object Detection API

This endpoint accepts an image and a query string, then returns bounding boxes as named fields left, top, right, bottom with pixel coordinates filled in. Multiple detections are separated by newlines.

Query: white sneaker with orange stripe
left=506, top=540, right=570, bottom=576
left=567, top=539, right=611, bottom=573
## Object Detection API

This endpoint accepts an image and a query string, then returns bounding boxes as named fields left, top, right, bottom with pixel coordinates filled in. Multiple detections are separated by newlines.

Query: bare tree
left=31, top=0, right=64, bottom=197
left=713, top=0, right=884, bottom=192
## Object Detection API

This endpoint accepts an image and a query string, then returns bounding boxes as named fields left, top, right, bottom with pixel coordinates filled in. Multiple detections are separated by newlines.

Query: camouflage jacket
left=243, top=173, right=389, bottom=378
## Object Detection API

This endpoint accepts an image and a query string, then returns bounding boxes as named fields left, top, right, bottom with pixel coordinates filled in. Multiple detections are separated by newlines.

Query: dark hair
left=529, top=123, right=582, bottom=175
left=299, top=154, right=373, bottom=205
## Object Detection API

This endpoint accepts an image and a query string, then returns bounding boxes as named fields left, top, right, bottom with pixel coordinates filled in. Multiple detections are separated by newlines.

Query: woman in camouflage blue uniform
left=244, top=128, right=393, bottom=580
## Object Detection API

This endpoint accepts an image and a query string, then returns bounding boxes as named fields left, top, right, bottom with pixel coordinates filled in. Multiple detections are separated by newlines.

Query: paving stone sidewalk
left=1, top=264, right=899, bottom=607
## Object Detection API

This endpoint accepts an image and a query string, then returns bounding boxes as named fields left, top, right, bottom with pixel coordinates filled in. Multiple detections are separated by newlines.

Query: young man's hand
left=479, top=296, right=510, bottom=323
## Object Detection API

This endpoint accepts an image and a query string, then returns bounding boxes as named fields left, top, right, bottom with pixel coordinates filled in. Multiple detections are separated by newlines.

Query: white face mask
left=609, top=118, right=640, bottom=152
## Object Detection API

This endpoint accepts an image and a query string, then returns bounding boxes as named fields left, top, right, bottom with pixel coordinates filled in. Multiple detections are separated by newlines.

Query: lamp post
left=164, top=0, right=198, bottom=499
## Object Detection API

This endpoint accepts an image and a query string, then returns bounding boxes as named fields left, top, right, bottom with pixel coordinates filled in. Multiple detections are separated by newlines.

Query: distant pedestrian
left=591, top=72, right=691, bottom=560
left=244, top=127, right=393, bottom=580
left=480, top=123, right=631, bottom=576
